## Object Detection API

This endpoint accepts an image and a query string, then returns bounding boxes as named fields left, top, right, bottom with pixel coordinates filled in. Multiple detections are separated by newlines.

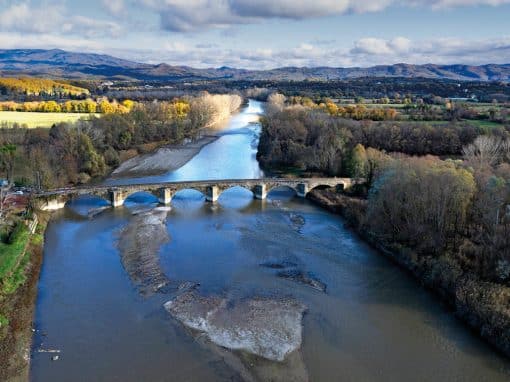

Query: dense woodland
left=258, top=103, right=483, bottom=173
left=259, top=94, right=510, bottom=286
left=0, top=93, right=241, bottom=187
left=103, top=77, right=510, bottom=101
left=0, top=78, right=89, bottom=98
left=241, top=78, right=510, bottom=102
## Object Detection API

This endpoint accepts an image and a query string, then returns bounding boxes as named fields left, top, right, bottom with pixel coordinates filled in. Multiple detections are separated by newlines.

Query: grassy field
left=464, top=119, right=505, bottom=131
left=0, top=111, right=98, bottom=128
left=0, top=224, right=29, bottom=289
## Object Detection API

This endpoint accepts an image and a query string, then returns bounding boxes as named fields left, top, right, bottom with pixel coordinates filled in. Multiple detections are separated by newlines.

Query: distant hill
left=1, top=49, right=509, bottom=82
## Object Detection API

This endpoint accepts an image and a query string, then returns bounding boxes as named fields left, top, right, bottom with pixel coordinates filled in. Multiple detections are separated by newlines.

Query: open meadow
left=0, top=111, right=98, bottom=128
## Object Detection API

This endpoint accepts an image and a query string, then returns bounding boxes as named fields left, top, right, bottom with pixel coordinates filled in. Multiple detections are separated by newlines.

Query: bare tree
left=267, top=93, right=286, bottom=114
left=463, top=136, right=510, bottom=168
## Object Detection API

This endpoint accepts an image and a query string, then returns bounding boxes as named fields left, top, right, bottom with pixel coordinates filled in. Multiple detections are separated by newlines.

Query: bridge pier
left=110, top=189, right=128, bottom=208
left=296, top=183, right=308, bottom=198
left=33, top=178, right=361, bottom=212
left=38, top=196, right=66, bottom=211
left=157, top=188, right=173, bottom=205
left=253, top=184, right=267, bottom=200
left=206, top=185, right=219, bottom=202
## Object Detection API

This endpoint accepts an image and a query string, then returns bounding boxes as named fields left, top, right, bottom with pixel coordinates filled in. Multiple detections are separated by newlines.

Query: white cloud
left=415, top=0, right=510, bottom=9
left=349, top=36, right=510, bottom=66
left=0, top=1, right=122, bottom=38
left=0, top=1, right=508, bottom=69
left=0, top=32, right=106, bottom=51
left=0, top=2, right=63, bottom=34
left=118, top=36, right=510, bottom=69
left=102, top=0, right=125, bottom=16
left=1, top=30, right=508, bottom=69
left=138, top=0, right=510, bottom=32
left=351, top=37, right=412, bottom=55
left=62, top=16, right=122, bottom=38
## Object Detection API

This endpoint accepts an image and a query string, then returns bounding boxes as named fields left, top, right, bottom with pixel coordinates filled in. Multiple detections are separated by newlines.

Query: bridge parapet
left=33, top=177, right=360, bottom=211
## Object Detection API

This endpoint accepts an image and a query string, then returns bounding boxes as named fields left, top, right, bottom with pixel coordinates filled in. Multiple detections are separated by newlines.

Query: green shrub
left=7, top=222, right=26, bottom=245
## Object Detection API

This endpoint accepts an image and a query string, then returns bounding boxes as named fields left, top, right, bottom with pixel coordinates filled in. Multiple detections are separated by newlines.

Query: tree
left=348, top=144, right=368, bottom=179
left=99, top=99, right=115, bottom=114
left=42, top=100, right=61, bottom=112
left=367, top=157, right=476, bottom=253
left=267, top=93, right=286, bottom=113
left=76, top=133, right=106, bottom=177
left=0, top=144, right=16, bottom=181
left=122, top=99, right=135, bottom=111
left=463, top=136, right=510, bottom=169
left=84, top=99, right=97, bottom=113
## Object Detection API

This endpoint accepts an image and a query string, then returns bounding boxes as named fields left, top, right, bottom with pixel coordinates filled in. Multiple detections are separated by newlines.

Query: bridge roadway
left=32, top=177, right=356, bottom=211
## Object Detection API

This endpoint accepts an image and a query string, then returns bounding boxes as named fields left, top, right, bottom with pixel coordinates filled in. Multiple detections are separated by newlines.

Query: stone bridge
left=32, top=178, right=357, bottom=211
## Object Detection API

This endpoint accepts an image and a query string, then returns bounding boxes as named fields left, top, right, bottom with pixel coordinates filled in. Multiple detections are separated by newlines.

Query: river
left=31, top=100, right=510, bottom=381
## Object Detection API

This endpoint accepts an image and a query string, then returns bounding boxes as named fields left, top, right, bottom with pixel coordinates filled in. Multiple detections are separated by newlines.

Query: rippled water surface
left=31, top=101, right=510, bottom=381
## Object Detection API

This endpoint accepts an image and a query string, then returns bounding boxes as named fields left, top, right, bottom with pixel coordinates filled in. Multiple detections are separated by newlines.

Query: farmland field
left=0, top=111, right=98, bottom=128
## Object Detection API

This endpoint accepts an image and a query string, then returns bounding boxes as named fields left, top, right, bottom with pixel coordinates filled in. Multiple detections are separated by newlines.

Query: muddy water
left=31, top=100, right=510, bottom=381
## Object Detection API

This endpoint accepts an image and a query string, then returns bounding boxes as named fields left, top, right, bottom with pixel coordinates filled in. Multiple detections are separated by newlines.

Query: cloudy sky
left=0, top=0, right=509, bottom=69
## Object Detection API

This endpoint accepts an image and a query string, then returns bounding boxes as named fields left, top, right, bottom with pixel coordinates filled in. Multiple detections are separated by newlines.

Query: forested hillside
left=0, top=77, right=89, bottom=98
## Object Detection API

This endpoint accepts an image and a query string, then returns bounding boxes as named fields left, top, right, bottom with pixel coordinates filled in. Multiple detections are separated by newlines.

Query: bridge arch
left=64, top=193, right=111, bottom=207
left=122, top=190, right=160, bottom=206
left=308, top=183, right=338, bottom=193
left=216, top=186, right=255, bottom=208
left=171, top=188, right=207, bottom=200
left=266, top=184, right=298, bottom=197
left=33, top=178, right=359, bottom=211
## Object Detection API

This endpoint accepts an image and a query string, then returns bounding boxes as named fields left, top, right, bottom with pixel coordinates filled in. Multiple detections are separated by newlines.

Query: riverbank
left=308, top=188, right=510, bottom=358
left=0, top=212, right=48, bottom=382
left=111, top=135, right=220, bottom=178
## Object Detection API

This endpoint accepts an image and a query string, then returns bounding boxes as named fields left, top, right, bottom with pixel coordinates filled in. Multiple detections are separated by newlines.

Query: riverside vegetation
left=0, top=92, right=241, bottom=381
left=259, top=94, right=510, bottom=356
left=0, top=93, right=242, bottom=188
left=0, top=211, right=48, bottom=381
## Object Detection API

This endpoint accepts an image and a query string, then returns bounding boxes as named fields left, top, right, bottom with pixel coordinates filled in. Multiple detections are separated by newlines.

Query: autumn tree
left=367, top=157, right=476, bottom=253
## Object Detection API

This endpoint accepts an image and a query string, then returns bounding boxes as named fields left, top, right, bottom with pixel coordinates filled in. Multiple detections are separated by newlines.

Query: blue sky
left=0, top=0, right=509, bottom=68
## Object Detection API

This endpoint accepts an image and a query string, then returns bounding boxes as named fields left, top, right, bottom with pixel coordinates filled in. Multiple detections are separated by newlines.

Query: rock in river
left=277, top=269, right=327, bottom=293
left=164, top=291, right=306, bottom=362
left=117, top=208, right=171, bottom=295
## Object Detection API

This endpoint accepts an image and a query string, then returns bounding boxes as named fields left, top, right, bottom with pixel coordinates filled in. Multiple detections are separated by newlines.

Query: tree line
left=0, top=93, right=242, bottom=187
left=0, top=98, right=135, bottom=114
left=257, top=101, right=487, bottom=175
left=0, top=77, right=89, bottom=98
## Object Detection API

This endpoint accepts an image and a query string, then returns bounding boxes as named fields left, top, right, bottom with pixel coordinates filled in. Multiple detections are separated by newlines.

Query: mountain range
left=1, top=49, right=509, bottom=82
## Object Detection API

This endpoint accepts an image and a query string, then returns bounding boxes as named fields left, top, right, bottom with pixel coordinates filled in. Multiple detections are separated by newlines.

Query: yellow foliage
left=0, top=77, right=89, bottom=96
left=168, top=100, right=190, bottom=119
left=99, top=99, right=116, bottom=114
left=121, top=100, right=135, bottom=110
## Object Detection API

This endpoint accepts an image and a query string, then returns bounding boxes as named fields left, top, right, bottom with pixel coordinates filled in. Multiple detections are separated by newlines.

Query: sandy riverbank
left=111, top=135, right=219, bottom=178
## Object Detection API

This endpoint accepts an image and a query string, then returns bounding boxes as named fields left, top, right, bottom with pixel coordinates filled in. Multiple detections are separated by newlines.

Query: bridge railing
left=34, top=177, right=354, bottom=196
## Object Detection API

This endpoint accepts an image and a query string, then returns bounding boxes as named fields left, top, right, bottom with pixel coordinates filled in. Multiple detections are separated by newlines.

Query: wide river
left=31, top=100, right=510, bottom=381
